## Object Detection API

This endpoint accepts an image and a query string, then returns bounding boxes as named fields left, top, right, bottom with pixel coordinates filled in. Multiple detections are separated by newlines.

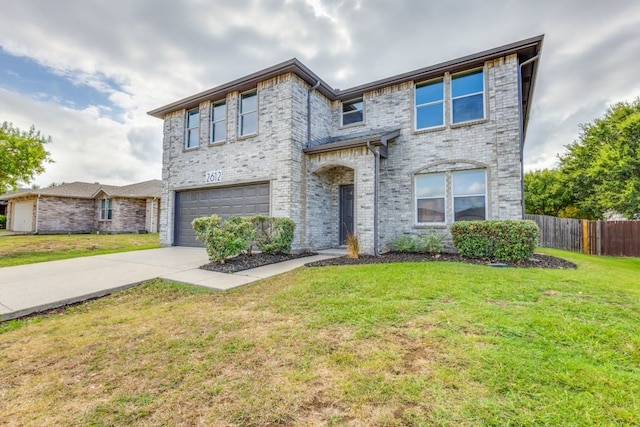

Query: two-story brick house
left=149, top=35, right=543, bottom=254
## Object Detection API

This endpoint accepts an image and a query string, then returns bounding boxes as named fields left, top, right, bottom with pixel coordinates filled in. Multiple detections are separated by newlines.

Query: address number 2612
left=205, top=170, right=222, bottom=183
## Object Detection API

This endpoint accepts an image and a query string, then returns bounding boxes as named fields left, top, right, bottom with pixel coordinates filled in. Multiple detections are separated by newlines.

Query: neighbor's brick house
left=2, top=180, right=161, bottom=234
left=149, top=36, right=543, bottom=254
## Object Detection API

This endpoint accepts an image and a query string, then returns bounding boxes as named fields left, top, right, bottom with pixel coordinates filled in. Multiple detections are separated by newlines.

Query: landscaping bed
left=200, top=251, right=576, bottom=273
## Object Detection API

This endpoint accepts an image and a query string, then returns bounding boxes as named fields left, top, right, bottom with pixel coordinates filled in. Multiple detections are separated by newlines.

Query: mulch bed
left=200, top=251, right=576, bottom=273
left=200, top=252, right=318, bottom=274
left=305, top=252, right=577, bottom=269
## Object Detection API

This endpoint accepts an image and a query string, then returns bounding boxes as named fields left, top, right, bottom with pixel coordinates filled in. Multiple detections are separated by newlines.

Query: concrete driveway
left=0, top=247, right=340, bottom=321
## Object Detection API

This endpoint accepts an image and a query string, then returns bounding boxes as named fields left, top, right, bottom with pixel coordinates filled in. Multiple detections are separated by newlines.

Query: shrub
left=0, top=214, right=6, bottom=229
left=251, top=215, right=296, bottom=255
left=451, top=220, right=539, bottom=262
left=192, top=215, right=255, bottom=263
left=346, top=233, right=359, bottom=259
left=388, top=232, right=444, bottom=254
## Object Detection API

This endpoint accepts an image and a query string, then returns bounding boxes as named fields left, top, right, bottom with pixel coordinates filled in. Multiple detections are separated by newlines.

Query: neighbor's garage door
left=13, top=201, right=34, bottom=232
left=175, top=183, right=270, bottom=246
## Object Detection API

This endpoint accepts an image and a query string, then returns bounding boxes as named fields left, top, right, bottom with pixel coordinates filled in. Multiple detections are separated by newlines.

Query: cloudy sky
left=1, top=0, right=639, bottom=187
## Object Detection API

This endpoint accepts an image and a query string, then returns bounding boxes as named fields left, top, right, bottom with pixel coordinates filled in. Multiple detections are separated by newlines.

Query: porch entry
left=339, top=184, right=354, bottom=245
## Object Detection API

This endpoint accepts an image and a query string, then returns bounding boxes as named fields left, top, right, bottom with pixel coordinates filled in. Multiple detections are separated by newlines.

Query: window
left=451, top=69, right=484, bottom=124
left=186, top=108, right=200, bottom=148
left=415, top=172, right=445, bottom=223
left=415, top=79, right=444, bottom=129
left=452, top=169, right=486, bottom=221
left=100, top=198, right=112, bottom=220
left=415, top=168, right=487, bottom=224
left=342, top=99, right=363, bottom=126
left=239, top=91, right=257, bottom=136
left=210, top=101, right=226, bottom=143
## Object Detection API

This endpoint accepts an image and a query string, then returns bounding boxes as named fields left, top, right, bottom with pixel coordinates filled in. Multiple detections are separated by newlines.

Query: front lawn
left=0, top=233, right=161, bottom=267
left=1, top=249, right=639, bottom=425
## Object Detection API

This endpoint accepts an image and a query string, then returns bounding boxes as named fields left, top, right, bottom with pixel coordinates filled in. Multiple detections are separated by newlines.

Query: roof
left=0, top=180, right=162, bottom=200
left=148, top=35, right=544, bottom=132
left=303, top=129, right=401, bottom=158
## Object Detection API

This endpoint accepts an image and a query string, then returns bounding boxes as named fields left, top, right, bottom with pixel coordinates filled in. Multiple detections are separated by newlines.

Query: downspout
left=34, top=194, right=41, bottom=234
left=366, top=141, right=380, bottom=256
left=518, top=54, right=540, bottom=219
left=306, top=80, right=321, bottom=147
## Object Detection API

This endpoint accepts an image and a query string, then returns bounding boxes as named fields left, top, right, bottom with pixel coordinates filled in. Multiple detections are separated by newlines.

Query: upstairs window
left=186, top=108, right=200, bottom=148
left=452, top=169, right=486, bottom=221
left=342, top=99, right=363, bottom=126
left=210, top=101, right=226, bottom=143
left=100, top=198, right=112, bottom=220
left=415, top=172, right=446, bottom=223
left=451, top=69, right=484, bottom=124
left=239, top=91, right=257, bottom=136
left=415, top=79, right=444, bottom=129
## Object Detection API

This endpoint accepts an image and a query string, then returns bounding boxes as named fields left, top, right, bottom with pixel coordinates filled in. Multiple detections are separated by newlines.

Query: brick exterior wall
left=160, top=55, right=524, bottom=254
left=6, top=195, right=159, bottom=234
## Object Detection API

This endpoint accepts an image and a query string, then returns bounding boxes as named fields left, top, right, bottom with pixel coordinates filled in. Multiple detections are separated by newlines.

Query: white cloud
left=0, top=0, right=639, bottom=186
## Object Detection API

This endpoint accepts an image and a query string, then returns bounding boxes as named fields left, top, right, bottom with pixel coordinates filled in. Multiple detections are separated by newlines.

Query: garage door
left=175, top=183, right=270, bottom=246
left=13, top=201, right=34, bottom=232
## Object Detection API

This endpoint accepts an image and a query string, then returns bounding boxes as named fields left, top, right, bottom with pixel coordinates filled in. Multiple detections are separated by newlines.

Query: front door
left=339, top=184, right=354, bottom=245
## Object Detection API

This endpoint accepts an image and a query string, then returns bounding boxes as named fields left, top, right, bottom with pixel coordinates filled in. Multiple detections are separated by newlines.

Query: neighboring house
left=1, top=180, right=161, bottom=234
left=149, top=36, right=543, bottom=254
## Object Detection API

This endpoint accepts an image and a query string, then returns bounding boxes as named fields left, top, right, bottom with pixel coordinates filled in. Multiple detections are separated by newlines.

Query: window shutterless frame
left=451, top=68, right=485, bottom=124
left=341, top=98, right=364, bottom=126
left=414, top=172, right=446, bottom=224
left=414, top=78, right=444, bottom=130
left=185, top=108, right=200, bottom=149
left=239, top=91, right=258, bottom=136
left=100, top=198, right=112, bottom=220
left=210, top=101, right=226, bottom=144
left=451, top=169, right=487, bottom=221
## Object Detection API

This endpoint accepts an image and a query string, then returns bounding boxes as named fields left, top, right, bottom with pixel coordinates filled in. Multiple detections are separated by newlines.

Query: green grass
left=1, top=249, right=639, bottom=425
left=0, top=233, right=161, bottom=267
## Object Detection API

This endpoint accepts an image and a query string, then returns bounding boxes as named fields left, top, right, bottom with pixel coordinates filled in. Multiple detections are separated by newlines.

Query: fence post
left=582, top=219, right=589, bottom=254
left=596, top=220, right=602, bottom=256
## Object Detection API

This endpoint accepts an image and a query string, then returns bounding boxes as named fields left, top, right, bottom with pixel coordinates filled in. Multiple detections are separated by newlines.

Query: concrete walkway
left=0, top=247, right=343, bottom=321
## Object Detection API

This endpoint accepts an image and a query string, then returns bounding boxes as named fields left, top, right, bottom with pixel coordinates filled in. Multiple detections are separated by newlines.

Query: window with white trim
left=451, top=69, right=484, bottom=124
left=186, top=108, right=200, bottom=148
left=452, top=169, right=486, bottom=221
left=239, top=91, right=257, bottom=136
left=415, top=172, right=446, bottom=223
left=415, top=168, right=487, bottom=224
left=342, top=98, right=363, bottom=126
left=100, top=198, right=112, bottom=220
left=210, top=101, right=226, bottom=143
left=415, top=79, right=444, bottom=129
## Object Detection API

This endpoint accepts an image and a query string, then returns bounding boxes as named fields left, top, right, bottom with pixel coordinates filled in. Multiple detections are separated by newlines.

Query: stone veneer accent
left=160, top=54, right=525, bottom=254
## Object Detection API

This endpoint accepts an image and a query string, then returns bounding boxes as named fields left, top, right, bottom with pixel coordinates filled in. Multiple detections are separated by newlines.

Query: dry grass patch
left=0, top=233, right=160, bottom=267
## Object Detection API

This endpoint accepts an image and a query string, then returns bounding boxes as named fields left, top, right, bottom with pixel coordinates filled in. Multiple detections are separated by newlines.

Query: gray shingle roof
left=0, top=180, right=161, bottom=200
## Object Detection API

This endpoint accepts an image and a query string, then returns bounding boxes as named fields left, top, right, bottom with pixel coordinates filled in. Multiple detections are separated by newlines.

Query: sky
left=1, top=0, right=639, bottom=187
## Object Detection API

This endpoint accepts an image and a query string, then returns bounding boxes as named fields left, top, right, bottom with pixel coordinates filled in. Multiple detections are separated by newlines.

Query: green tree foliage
left=525, top=100, right=640, bottom=219
left=0, top=122, right=53, bottom=194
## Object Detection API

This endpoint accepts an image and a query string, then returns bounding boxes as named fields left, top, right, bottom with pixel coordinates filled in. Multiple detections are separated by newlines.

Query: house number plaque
left=205, top=170, right=223, bottom=184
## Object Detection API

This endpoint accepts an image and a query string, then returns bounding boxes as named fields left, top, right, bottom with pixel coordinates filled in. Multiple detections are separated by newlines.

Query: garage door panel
left=175, top=183, right=270, bottom=247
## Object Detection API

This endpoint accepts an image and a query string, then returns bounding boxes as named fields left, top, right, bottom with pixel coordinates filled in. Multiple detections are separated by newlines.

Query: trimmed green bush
left=251, top=215, right=296, bottom=255
left=388, top=232, right=444, bottom=254
left=0, top=214, right=6, bottom=229
left=451, top=220, right=539, bottom=262
left=192, top=215, right=255, bottom=263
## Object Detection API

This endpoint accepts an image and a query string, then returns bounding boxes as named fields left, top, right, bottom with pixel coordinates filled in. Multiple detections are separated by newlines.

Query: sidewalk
left=0, top=247, right=343, bottom=321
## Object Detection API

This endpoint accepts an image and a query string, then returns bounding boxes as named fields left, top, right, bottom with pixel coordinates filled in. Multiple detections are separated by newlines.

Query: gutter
left=366, top=141, right=380, bottom=256
left=518, top=53, right=540, bottom=219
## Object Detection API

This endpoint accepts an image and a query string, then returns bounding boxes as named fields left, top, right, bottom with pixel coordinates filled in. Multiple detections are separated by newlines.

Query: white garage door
left=13, top=201, right=34, bottom=232
left=174, top=183, right=270, bottom=246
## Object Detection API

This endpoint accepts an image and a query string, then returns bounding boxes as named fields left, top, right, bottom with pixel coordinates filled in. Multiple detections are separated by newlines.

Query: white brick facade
left=152, top=37, right=543, bottom=254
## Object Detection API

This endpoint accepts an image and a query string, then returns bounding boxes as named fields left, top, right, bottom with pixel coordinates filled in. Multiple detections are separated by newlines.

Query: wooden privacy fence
left=525, top=214, right=640, bottom=257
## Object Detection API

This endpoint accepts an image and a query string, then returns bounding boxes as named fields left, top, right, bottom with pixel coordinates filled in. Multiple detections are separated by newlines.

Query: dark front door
left=339, top=184, right=354, bottom=245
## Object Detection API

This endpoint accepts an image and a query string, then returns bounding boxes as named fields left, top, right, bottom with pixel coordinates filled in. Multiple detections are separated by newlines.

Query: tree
left=525, top=100, right=640, bottom=220
left=558, top=100, right=640, bottom=219
left=0, top=122, right=53, bottom=194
